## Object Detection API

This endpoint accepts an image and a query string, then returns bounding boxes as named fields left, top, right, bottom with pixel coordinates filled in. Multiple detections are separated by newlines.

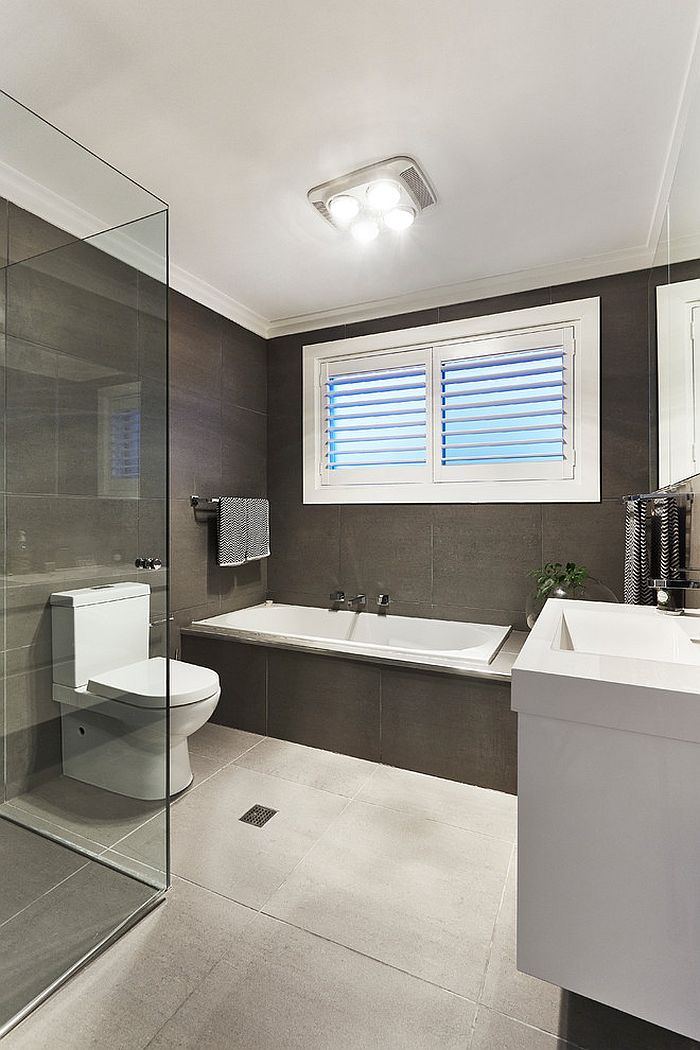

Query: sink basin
left=512, top=598, right=700, bottom=742
left=556, top=601, right=700, bottom=664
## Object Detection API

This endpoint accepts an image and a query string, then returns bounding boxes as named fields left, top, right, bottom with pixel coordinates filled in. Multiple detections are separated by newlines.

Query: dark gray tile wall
left=267, top=273, right=651, bottom=629
left=0, top=200, right=268, bottom=794
left=168, top=290, right=268, bottom=654
left=180, top=634, right=515, bottom=791
left=0, top=199, right=169, bottom=797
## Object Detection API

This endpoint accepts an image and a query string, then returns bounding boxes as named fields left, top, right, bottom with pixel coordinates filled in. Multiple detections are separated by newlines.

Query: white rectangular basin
left=513, top=598, right=700, bottom=742
left=557, top=601, right=700, bottom=664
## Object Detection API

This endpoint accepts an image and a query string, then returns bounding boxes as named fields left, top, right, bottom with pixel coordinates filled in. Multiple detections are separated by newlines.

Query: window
left=303, top=298, right=600, bottom=503
left=98, top=382, right=141, bottom=497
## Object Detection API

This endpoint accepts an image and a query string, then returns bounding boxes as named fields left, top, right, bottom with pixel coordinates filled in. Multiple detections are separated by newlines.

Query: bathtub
left=188, top=602, right=511, bottom=674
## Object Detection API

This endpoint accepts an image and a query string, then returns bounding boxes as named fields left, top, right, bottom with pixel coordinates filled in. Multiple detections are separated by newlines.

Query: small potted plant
left=526, top=561, right=617, bottom=628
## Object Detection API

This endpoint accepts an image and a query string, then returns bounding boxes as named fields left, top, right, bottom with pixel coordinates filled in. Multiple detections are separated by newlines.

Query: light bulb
left=366, top=180, right=401, bottom=212
left=384, top=206, right=415, bottom=231
left=351, top=219, right=380, bottom=244
left=328, top=194, right=360, bottom=223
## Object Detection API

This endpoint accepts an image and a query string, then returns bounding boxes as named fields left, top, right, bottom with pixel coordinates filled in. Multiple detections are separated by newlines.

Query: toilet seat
left=88, top=656, right=220, bottom=710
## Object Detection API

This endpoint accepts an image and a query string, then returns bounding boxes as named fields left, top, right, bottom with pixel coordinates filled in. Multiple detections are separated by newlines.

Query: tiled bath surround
left=266, top=271, right=651, bottom=630
left=182, top=635, right=518, bottom=793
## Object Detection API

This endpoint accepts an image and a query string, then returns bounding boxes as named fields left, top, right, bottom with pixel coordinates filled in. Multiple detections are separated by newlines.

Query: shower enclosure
left=0, top=92, right=169, bottom=1035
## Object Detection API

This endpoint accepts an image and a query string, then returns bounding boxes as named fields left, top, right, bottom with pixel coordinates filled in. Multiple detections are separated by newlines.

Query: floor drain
left=240, top=804, right=277, bottom=827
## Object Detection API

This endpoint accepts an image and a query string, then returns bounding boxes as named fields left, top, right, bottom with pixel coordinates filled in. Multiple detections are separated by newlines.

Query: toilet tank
left=50, top=582, right=151, bottom=687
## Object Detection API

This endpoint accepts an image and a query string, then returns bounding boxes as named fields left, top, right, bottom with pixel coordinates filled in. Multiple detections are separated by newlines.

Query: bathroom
left=1, top=2, right=700, bottom=1047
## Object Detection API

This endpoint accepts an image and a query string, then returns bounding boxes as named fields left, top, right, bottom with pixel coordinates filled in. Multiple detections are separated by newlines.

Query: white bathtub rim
left=186, top=603, right=518, bottom=681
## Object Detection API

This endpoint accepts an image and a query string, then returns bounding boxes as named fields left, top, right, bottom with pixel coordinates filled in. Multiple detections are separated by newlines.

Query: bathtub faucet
left=347, top=594, right=367, bottom=612
left=376, top=594, right=392, bottom=611
left=329, top=591, right=346, bottom=609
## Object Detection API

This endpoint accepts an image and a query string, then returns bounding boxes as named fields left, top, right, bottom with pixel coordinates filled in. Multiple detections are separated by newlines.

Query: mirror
left=654, top=63, right=700, bottom=488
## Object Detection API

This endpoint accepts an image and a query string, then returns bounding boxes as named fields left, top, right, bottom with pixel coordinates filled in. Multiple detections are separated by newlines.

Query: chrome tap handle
left=347, top=594, right=367, bottom=610
left=377, top=594, right=392, bottom=608
left=329, top=590, right=346, bottom=603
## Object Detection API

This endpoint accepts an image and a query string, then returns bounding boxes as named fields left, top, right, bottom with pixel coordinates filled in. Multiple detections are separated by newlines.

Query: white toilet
left=50, top=582, right=221, bottom=800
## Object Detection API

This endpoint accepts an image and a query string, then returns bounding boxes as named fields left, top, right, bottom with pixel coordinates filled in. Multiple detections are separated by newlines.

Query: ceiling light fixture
left=351, top=219, right=380, bottom=244
left=384, top=206, right=416, bottom=231
left=366, top=179, right=401, bottom=212
left=328, top=194, right=360, bottom=223
left=308, top=156, right=436, bottom=242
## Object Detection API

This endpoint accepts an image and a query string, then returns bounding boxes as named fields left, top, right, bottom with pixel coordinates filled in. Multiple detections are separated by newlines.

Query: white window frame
left=303, top=297, right=600, bottom=504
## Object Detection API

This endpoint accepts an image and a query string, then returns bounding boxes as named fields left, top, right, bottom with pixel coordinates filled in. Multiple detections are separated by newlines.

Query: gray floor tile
left=481, top=856, right=564, bottom=1034
left=235, top=737, right=377, bottom=797
left=264, top=800, right=512, bottom=1000
left=471, top=1007, right=570, bottom=1049
left=480, top=859, right=700, bottom=1050
left=0, top=803, right=106, bottom=858
left=357, top=764, right=516, bottom=841
left=182, top=750, right=225, bottom=794
left=188, top=723, right=263, bottom=765
left=171, top=765, right=349, bottom=907
left=148, top=913, right=476, bottom=1050
left=0, top=862, right=155, bottom=1033
left=0, top=819, right=85, bottom=925
left=3, top=878, right=254, bottom=1050
left=105, top=811, right=169, bottom=888
left=7, top=775, right=159, bottom=848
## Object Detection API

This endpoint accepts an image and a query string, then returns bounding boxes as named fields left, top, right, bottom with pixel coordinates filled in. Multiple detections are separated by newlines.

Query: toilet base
left=60, top=704, right=190, bottom=801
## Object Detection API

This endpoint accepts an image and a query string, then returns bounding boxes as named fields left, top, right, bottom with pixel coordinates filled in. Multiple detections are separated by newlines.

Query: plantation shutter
left=435, top=327, right=575, bottom=482
left=320, top=348, right=431, bottom=486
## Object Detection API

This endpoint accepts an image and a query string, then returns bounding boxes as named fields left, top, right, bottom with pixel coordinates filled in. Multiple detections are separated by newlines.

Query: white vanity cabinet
left=512, top=599, right=700, bottom=1042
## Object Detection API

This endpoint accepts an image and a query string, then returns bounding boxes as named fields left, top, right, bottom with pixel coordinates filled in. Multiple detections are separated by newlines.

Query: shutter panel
left=436, top=328, right=574, bottom=482
left=321, top=349, right=431, bottom=485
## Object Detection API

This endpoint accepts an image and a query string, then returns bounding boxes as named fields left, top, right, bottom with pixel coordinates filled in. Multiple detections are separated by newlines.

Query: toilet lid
left=88, top=657, right=220, bottom=709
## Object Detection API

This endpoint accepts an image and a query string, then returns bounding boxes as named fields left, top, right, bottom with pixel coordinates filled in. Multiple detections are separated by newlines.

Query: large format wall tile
left=432, top=504, right=542, bottom=624
left=339, top=504, right=432, bottom=603
left=181, top=635, right=267, bottom=734
left=381, top=667, right=517, bottom=792
left=542, top=500, right=626, bottom=599
left=267, top=649, right=381, bottom=761
left=222, top=319, right=267, bottom=414
left=169, top=291, right=222, bottom=399
left=267, top=501, right=341, bottom=600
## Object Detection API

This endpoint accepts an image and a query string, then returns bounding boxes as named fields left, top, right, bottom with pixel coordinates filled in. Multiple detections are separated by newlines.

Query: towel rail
left=190, top=495, right=221, bottom=512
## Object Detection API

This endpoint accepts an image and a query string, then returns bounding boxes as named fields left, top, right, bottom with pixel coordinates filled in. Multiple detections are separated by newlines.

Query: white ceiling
left=2, top=0, right=699, bottom=336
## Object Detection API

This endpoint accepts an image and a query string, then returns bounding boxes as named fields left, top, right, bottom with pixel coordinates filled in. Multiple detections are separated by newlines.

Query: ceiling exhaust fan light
left=351, top=219, right=380, bottom=244
left=328, top=194, right=360, bottom=223
left=366, top=180, right=401, bottom=212
left=384, top=205, right=416, bottom=231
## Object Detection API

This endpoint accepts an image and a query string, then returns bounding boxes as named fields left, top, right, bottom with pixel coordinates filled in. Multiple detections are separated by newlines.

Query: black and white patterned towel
left=245, top=498, right=270, bottom=561
left=217, top=497, right=247, bottom=567
left=654, top=496, right=680, bottom=580
left=624, top=499, right=653, bottom=605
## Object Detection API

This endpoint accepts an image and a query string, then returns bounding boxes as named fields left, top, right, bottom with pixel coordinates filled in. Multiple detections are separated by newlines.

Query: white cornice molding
left=265, top=244, right=654, bottom=338
left=168, top=265, right=268, bottom=338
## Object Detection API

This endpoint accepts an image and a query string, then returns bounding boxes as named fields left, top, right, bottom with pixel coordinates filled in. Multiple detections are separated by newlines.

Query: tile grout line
left=473, top=841, right=516, bottom=1026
